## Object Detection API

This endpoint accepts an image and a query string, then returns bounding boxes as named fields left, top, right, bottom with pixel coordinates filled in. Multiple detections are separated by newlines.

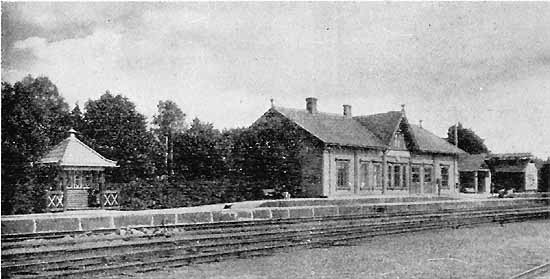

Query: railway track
left=510, top=263, right=550, bottom=279
left=2, top=206, right=548, bottom=278
left=2, top=203, right=543, bottom=245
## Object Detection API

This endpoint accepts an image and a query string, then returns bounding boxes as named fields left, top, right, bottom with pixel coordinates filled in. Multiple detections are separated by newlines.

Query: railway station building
left=252, top=98, right=465, bottom=198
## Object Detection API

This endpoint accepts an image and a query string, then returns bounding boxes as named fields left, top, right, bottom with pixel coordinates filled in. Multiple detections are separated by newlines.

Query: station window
left=393, top=165, right=401, bottom=189
left=336, top=160, right=350, bottom=190
left=392, top=131, right=407, bottom=150
left=411, top=166, right=421, bottom=183
left=74, top=171, right=83, bottom=188
left=373, top=163, right=382, bottom=190
left=424, top=166, right=433, bottom=183
left=440, top=166, right=450, bottom=189
left=387, top=165, right=393, bottom=189
left=359, top=163, right=371, bottom=190
left=402, top=165, right=408, bottom=188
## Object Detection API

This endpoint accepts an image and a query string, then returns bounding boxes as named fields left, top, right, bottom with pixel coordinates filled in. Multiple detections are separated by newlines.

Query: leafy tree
left=1, top=76, right=71, bottom=214
left=231, top=112, right=314, bottom=198
left=447, top=123, right=490, bottom=154
left=81, top=91, right=156, bottom=182
left=173, top=118, right=226, bottom=180
left=69, top=103, right=85, bottom=132
left=152, top=100, right=186, bottom=175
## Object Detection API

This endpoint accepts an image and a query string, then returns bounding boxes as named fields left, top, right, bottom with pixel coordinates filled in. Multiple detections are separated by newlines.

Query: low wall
left=257, top=196, right=455, bottom=207
left=2, top=198, right=548, bottom=236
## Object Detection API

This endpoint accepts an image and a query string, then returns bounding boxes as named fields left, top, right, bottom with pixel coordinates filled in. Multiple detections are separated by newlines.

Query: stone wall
left=2, top=198, right=548, bottom=235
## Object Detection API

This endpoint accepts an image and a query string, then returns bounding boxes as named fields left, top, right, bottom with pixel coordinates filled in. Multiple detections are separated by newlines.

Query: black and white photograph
left=1, top=2, right=549, bottom=278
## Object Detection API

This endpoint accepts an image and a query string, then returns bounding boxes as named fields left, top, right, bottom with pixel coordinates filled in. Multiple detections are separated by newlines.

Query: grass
left=119, top=220, right=550, bottom=279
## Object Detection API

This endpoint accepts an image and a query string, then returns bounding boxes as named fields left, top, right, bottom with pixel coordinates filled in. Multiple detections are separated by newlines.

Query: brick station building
left=252, top=98, right=465, bottom=198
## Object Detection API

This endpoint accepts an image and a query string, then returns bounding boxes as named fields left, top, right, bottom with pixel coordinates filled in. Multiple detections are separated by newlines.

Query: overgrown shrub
left=113, top=177, right=256, bottom=211
left=1, top=181, right=49, bottom=215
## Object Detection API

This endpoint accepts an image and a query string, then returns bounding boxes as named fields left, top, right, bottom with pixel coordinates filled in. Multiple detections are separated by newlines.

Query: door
left=410, top=165, right=421, bottom=194
left=423, top=165, right=434, bottom=194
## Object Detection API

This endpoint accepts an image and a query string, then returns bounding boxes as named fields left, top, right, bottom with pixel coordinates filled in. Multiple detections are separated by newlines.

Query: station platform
left=1, top=195, right=548, bottom=236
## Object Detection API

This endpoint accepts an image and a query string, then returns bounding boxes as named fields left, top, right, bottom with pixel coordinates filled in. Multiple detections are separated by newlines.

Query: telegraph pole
left=454, top=122, right=459, bottom=146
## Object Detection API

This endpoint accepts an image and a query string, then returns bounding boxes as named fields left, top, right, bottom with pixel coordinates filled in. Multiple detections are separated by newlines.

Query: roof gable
left=39, top=133, right=117, bottom=168
left=354, top=111, right=403, bottom=144
left=271, top=107, right=386, bottom=149
left=257, top=105, right=465, bottom=154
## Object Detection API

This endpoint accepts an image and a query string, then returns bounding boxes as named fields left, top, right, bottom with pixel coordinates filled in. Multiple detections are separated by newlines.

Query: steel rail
left=2, top=207, right=547, bottom=278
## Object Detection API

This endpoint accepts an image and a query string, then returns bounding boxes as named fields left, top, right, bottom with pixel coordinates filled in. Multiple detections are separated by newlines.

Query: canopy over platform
left=39, top=129, right=117, bottom=168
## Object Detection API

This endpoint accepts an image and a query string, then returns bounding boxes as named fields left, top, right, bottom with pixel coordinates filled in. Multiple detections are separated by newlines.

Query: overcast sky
left=2, top=2, right=549, bottom=158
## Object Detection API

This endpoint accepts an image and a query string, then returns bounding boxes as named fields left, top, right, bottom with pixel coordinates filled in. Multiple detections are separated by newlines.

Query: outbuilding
left=485, top=153, right=538, bottom=192
left=39, top=129, right=118, bottom=211
left=458, top=154, right=491, bottom=194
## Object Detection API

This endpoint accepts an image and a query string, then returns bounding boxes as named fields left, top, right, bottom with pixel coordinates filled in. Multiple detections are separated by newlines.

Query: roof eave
left=416, top=149, right=465, bottom=156
left=326, top=143, right=387, bottom=150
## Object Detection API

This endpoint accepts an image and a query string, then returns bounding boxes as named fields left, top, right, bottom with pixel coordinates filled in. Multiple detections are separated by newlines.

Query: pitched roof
left=39, top=132, right=117, bottom=168
left=272, top=107, right=386, bottom=149
left=487, top=153, right=534, bottom=161
left=408, top=124, right=465, bottom=154
left=492, top=164, right=528, bottom=173
left=458, top=154, right=489, bottom=171
left=353, top=111, right=403, bottom=144
left=268, top=106, right=465, bottom=154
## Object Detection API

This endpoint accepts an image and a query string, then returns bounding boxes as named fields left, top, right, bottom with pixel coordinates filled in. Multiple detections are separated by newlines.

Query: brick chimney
left=306, top=97, right=318, bottom=114
left=343, top=104, right=352, bottom=118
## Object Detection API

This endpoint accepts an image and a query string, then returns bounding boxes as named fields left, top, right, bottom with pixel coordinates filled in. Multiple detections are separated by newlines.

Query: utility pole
left=165, top=135, right=169, bottom=174
left=169, top=130, right=174, bottom=176
left=454, top=122, right=459, bottom=146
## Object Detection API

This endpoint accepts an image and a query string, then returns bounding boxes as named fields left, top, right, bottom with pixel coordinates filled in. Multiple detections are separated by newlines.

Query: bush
left=114, top=177, right=255, bottom=211
left=1, top=181, right=49, bottom=215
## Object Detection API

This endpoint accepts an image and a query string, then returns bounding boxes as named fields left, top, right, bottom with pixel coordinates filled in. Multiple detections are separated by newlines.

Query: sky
left=2, top=2, right=550, bottom=158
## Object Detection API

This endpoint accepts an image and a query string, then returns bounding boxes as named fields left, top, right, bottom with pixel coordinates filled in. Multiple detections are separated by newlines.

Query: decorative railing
left=46, top=190, right=64, bottom=212
left=100, top=190, right=120, bottom=209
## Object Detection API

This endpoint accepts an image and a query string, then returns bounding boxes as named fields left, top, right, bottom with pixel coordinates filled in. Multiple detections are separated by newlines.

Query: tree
left=172, top=118, right=226, bottom=180
left=69, top=103, right=85, bottom=132
left=81, top=91, right=156, bottom=182
left=1, top=76, right=71, bottom=214
left=152, top=100, right=186, bottom=175
left=231, top=113, right=311, bottom=198
left=447, top=123, right=490, bottom=154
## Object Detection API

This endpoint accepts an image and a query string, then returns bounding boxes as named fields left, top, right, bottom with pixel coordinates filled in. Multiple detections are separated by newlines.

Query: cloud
left=3, top=2, right=550, bottom=157
left=13, top=37, right=47, bottom=50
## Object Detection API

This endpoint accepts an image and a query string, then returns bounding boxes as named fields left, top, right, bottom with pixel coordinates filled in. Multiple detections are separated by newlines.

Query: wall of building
left=321, top=147, right=459, bottom=197
left=525, top=162, right=538, bottom=191
left=297, top=141, right=324, bottom=198
left=410, top=153, right=458, bottom=195
left=322, top=146, right=385, bottom=197
left=541, top=163, right=550, bottom=192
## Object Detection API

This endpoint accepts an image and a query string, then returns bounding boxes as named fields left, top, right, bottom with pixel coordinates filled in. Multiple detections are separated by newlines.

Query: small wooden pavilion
left=39, top=129, right=118, bottom=210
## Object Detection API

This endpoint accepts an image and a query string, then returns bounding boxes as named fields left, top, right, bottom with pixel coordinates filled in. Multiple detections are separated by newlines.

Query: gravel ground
left=112, top=220, right=550, bottom=279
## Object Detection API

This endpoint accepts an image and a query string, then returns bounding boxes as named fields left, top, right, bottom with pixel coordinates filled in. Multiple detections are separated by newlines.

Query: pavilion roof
left=39, top=129, right=117, bottom=168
